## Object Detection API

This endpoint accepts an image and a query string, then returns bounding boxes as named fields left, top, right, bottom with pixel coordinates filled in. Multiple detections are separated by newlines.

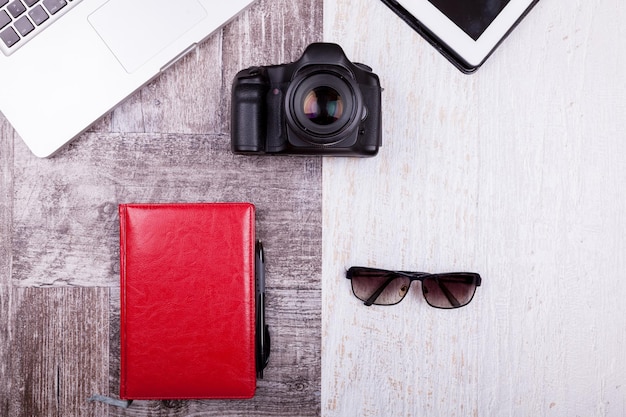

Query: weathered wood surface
left=1, top=288, right=110, bottom=417
left=0, top=0, right=322, bottom=416
left=323, top=0, right=626, bottom=416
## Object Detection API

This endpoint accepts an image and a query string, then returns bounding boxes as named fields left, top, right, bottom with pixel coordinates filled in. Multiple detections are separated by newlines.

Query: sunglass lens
left=421, top=273, right=479, bottom=309
left=348, top=267, right=410, bottom=305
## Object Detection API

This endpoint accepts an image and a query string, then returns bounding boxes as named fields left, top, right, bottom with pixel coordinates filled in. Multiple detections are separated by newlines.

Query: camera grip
left=231, top=80, right=268, bottom=154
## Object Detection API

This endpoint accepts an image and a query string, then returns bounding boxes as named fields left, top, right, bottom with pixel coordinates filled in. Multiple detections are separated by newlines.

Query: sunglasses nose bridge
left=392, top=273, right=428, bottom=298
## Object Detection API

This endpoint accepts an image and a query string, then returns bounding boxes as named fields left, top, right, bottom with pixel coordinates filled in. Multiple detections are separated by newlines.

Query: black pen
left=255, top=241, right=269, bottom=378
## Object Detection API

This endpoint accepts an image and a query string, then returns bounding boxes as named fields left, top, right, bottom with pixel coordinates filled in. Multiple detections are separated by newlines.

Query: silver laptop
left=0, top=0, right=254, bottom=157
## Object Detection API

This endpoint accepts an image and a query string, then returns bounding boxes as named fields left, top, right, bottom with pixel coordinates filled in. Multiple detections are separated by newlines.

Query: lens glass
left=302, top=87, right=344, bottom=126
left=421, top=273, right=478, bottom=309
left=349, top=267, right=411, bottom=305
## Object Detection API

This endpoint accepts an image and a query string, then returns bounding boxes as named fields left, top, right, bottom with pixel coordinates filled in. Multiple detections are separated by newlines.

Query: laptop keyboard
left=0, top=0, right=81, bottom=54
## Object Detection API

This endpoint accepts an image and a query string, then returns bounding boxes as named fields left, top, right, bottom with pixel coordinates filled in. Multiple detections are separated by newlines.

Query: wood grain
left=0, top=116, right=14, bottom=287
left=1, top=0, right=322, bottom=415
left=107, top=286, right=321, bottom=417
left=11, top=131, right=321, bottom=289
left=323, top=0, right=626, bottom=416
left=0, top=288, right=109, bottom=417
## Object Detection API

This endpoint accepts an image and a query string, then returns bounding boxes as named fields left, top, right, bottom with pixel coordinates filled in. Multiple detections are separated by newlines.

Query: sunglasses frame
left=346, top=266, right=482, bottom=309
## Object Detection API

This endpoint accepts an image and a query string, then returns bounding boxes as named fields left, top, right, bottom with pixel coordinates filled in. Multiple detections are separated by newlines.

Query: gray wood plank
left=0, top=287, right=109, bottom=417
left=0, top=117, right=13, bottom=285
left=11, top=132, right=321, bottom=289
left=2, top=0, right=322, bottom=415
left=0, top=286, right=10, bottom=415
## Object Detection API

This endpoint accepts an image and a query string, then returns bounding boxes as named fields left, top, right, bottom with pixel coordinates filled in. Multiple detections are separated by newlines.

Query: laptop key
left=42, top=0, right=65, bottom=15
left=0, top=0, right=9, bottom=8
left=0, top=11, right=11, bottom=30
left=0, top=26, right=20, bottom=47
left=14, top=15, right=34, bottom=36
left=23, top=0, right=39, bottom=6
left=28, top=4, right=48, bottom=25
left=7, top=1, right=26, bottom=18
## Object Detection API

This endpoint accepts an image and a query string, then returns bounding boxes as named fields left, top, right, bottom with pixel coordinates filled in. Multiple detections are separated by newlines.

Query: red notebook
left=118, top=203, right=256, bottom=400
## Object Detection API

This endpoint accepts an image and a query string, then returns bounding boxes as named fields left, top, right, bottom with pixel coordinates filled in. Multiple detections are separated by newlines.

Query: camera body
left=231, top=43, right=382, bottom=157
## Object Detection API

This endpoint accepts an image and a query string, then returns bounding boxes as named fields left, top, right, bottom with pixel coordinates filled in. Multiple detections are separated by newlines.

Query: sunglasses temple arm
left=363, top=277, right=396, bottom=306
left=435, top=278, right=461, bottom=308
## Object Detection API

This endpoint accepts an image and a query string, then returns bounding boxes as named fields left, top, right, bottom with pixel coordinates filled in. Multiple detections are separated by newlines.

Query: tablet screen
left=427, top=0, right=511, bottom=40
left=382, top=0, right=538, bottom=71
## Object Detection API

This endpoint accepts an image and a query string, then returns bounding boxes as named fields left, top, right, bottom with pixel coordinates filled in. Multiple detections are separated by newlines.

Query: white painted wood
left=322, top=0, right=626, bottom=416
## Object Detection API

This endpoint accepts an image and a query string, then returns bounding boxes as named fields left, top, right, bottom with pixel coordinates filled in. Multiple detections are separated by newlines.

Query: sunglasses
left=346, top=267, right=482, bottom=309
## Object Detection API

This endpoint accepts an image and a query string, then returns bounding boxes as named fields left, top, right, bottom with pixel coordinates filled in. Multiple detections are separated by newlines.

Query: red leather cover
left=119, top=203, right=256, bottom=399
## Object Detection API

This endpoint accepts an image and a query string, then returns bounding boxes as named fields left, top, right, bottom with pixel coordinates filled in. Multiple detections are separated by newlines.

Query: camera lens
left=302, top=87, right=344, bottom=126
left=286, top=69, right=363, bottom=146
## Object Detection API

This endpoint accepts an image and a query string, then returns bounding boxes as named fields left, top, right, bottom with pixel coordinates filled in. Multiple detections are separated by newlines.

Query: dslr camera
left=231, top=43, right=382, bottom=157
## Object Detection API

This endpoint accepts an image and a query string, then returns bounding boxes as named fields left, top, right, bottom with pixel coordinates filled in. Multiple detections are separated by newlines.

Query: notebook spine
left=118, top=204, right=128, bottom=398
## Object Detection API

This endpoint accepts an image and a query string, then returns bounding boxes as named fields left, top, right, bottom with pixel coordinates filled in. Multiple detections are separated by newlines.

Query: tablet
left=380, top=0, right=540, bottom=73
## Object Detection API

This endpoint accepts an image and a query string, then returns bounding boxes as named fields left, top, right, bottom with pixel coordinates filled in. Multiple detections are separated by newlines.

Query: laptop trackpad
left=88, top=0, right=207, bottom=73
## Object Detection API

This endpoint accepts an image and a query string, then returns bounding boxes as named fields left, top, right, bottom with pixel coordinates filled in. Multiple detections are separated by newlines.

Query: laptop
left=0, top=0, right=255, bottom=157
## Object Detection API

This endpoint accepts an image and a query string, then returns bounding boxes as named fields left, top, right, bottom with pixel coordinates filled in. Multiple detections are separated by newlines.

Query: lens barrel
left=285, top=69, right=363, bottom=146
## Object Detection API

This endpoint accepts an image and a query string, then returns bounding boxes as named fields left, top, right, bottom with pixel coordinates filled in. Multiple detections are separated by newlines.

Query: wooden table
left=1, top=1, right=321, bottom=416
left=323, top=0, right=626, bottom=416
left=2, top=0, right=626, bottom=416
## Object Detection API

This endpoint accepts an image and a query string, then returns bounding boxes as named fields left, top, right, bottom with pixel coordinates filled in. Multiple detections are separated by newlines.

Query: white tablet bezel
left=395, top=0, right=536, bottom=68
